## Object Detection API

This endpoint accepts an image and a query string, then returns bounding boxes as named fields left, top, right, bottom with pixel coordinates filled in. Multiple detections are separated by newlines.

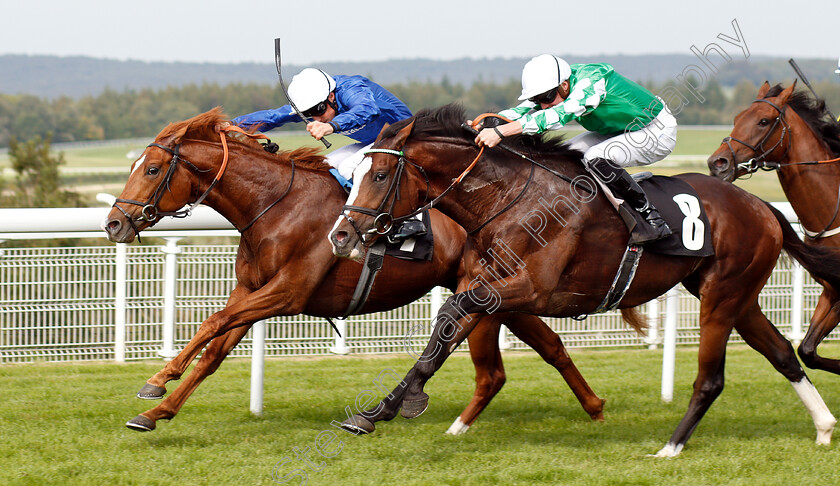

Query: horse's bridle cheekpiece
left=722, top=98, right=791, bottom=176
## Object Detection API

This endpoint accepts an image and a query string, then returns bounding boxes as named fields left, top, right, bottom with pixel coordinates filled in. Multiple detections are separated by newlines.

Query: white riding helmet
left=518, top=54, right=572, bottom=101
left=287, top=68, right=336, bottom=111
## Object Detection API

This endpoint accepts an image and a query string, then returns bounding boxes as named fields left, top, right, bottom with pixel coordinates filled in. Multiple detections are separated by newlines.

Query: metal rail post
left=115, top=242, right=127, bottom=362
left=159, top=238, right=182, bottom=359
left=661, top=286, right=679, bottom=403
left=790, top=260, right=805, bottom=345
left=330, top=319, right=350, bottom=355
left=250, top=320, right=266, bottom=415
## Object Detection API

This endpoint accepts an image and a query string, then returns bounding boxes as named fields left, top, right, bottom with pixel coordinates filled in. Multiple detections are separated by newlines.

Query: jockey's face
left=311, top=92, right=337, bottom=123
left=538, top=80, right=570, bottom=110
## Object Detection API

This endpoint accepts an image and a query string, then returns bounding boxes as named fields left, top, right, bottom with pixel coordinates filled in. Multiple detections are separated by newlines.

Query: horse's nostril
left=107, top=220, right=121, bottom=232
left=334, top=231, right=348, bottom=244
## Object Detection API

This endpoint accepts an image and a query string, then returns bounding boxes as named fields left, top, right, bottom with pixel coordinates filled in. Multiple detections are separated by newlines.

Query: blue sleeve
left=331, top=78, right=381, bottom=133
left=231, top=105, right=304, bottom=132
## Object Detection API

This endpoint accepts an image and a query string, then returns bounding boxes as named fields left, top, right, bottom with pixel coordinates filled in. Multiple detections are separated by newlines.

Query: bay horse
left=102, top=108, right=606, bottom=433
left=708, top=81, right=840, bottom=374
left=328, top=103, right=840, bottom=456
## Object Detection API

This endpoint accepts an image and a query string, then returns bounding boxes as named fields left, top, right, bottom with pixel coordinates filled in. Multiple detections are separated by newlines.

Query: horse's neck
left=435, top=153, right=527, bottom=229
left=194, top=145, right=336, bottom=232
left=776, top=111, right=840, bottom=232
left=433, top=146, right=590, bottom=237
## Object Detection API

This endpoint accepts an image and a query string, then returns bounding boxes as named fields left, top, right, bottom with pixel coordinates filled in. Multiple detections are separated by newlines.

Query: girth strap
left=341, top=239, right=388, bottom=318
left=592, top=243, right=644, bottom=315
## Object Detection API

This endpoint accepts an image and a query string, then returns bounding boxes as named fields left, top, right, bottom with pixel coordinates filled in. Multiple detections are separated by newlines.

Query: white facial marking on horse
left=329, top=156, right=373, bottom=241
left=130, top=154, right=147, bottom=176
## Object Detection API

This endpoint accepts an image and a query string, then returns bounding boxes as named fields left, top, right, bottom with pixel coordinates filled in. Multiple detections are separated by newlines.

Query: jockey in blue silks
left=233, top=68, right=425, bottom=238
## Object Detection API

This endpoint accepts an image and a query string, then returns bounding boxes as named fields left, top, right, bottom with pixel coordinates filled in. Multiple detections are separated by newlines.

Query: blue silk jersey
left=232, top=75, right=412, bottom=144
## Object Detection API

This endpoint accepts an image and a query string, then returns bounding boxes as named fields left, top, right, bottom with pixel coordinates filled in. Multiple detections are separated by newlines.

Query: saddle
left=621, top=173, right=714, bottom=257
left=590, top=173, right=713, bottom=315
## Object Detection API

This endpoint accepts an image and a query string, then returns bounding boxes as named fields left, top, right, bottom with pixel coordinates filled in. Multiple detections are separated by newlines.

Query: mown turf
left=2, top=345, right=840, bottom=485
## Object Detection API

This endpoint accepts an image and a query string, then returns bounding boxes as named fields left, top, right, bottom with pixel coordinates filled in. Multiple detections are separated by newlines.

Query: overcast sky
left=2, top=0, right=838, bottom=65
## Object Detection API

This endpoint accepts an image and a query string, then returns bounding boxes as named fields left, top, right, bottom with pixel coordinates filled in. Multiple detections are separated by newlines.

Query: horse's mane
left=156, top=107, right=331, bottom=172
left=381, top=103, right=579, bottom=158
left=764, top=84, right=840, bottom=156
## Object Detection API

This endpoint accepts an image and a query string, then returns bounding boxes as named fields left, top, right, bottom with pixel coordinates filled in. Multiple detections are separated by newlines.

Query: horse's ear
left=777, top=80, right=797, bottom=106
left=158, top=125, right=190, bottom=147
left=392, top=120, right=416, bottom=150
left=757, top=81, right=771, bottom=98
left=374, top=123, right=391, bottom=143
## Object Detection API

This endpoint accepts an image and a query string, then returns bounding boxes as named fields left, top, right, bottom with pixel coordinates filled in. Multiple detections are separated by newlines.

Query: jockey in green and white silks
left=475, top=55, right=677, bottom=245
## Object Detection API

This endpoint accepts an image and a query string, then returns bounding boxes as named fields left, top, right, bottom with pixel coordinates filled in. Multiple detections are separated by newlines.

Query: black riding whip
left=274, top=38, right=331, bottom=149
left=789, top=58, right=835, bottom=120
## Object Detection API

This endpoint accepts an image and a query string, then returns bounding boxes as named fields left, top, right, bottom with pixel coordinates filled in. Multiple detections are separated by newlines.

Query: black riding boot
left=589, top=158, right=672, bottom=245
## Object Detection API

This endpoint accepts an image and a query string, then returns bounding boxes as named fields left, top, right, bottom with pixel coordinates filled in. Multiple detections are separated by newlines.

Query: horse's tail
left=621, top=307, right=648, bottom=336
left=764, top=201, right=840, bottom=290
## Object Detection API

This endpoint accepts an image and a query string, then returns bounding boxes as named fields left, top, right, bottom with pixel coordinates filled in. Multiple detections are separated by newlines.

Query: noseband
left=722, top=98, right=791, bottom=176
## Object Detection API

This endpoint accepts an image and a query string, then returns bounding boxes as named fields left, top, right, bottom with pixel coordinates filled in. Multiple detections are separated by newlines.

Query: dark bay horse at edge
left=709, top=80, right=840, bottom=375
left=329, top=103, right=840, bottom=456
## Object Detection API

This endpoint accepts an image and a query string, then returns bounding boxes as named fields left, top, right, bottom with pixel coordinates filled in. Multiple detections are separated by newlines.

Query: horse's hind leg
left=340, top=293, right=485, bottom=434
left=734, top=302, right=836, bottom=445
left=448, top=313, right=605, bottom=435
left=798, top=289, right=840, bottom=373
left=126, top=324, right=251, bottom=431
left=448, top=315, right=507, bottom=435
left=503, top=313, right=605, bottom=421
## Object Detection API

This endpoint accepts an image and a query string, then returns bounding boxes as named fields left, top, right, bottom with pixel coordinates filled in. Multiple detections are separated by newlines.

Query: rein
left=113, top=125, right=287, bottom=237
left=725, top=98, right=840, bottom=239
left=341, top=112, right=594, bottom=241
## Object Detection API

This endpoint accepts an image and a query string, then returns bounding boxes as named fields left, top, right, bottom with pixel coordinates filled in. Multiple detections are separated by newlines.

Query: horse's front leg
left=341, top=285, right=504, bottom=434
left=126, top=324, right=251, bottom=431
left=137, top=285, right=253, bottom=397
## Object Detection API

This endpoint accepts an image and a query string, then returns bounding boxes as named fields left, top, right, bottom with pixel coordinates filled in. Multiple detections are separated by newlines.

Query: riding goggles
left=301, top=101, right=329, bottom=118
left=528, top=87, right=558, bottom=106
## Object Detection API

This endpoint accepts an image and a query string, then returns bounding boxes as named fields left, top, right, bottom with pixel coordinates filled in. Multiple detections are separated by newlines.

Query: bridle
left=722, top=98, right=792, bottom=176
left=724, top=97, right=840, bottom=239
left=340, top=148, right=435, bottom=244
left=112, top=126, right=283, bottom=240
left=112, top=143, right=214, bottom=241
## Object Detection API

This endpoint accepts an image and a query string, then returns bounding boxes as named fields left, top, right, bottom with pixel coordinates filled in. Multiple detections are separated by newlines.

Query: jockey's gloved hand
left=393, top=219, right=427, bottom=240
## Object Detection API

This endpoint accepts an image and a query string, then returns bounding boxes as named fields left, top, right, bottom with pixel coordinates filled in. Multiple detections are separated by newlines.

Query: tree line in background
left=3, top=77, right=840, bottom=148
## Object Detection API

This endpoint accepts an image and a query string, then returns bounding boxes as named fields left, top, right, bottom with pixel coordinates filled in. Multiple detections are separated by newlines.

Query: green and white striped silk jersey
left=499, top=63, right=664, bottom=135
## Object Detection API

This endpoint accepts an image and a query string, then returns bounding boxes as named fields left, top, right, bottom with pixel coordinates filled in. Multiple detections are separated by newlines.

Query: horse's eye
left=146, top=166, right=160, bottom=176
left=758, top=118, right=770, bottom=127
left=374, top=172, right=387, bottom=183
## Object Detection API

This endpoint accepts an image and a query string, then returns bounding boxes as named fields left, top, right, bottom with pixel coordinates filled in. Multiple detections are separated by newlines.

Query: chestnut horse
left=708, top=81, right=840, bottom=374
left=329, top=104, right=840, bottom=456
left=103, top=108, right=605, bottom=433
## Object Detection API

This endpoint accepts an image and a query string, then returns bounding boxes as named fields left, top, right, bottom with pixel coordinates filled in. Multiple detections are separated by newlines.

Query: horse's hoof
left=590, top=398, right=607, bottom=421
left=339, top=415, right=375, bottom=435
left=126, top=415, right=156, bottom=432
left=400, top=395, right=429, bottom=419
left=136, top=383, right=166, bottom=400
